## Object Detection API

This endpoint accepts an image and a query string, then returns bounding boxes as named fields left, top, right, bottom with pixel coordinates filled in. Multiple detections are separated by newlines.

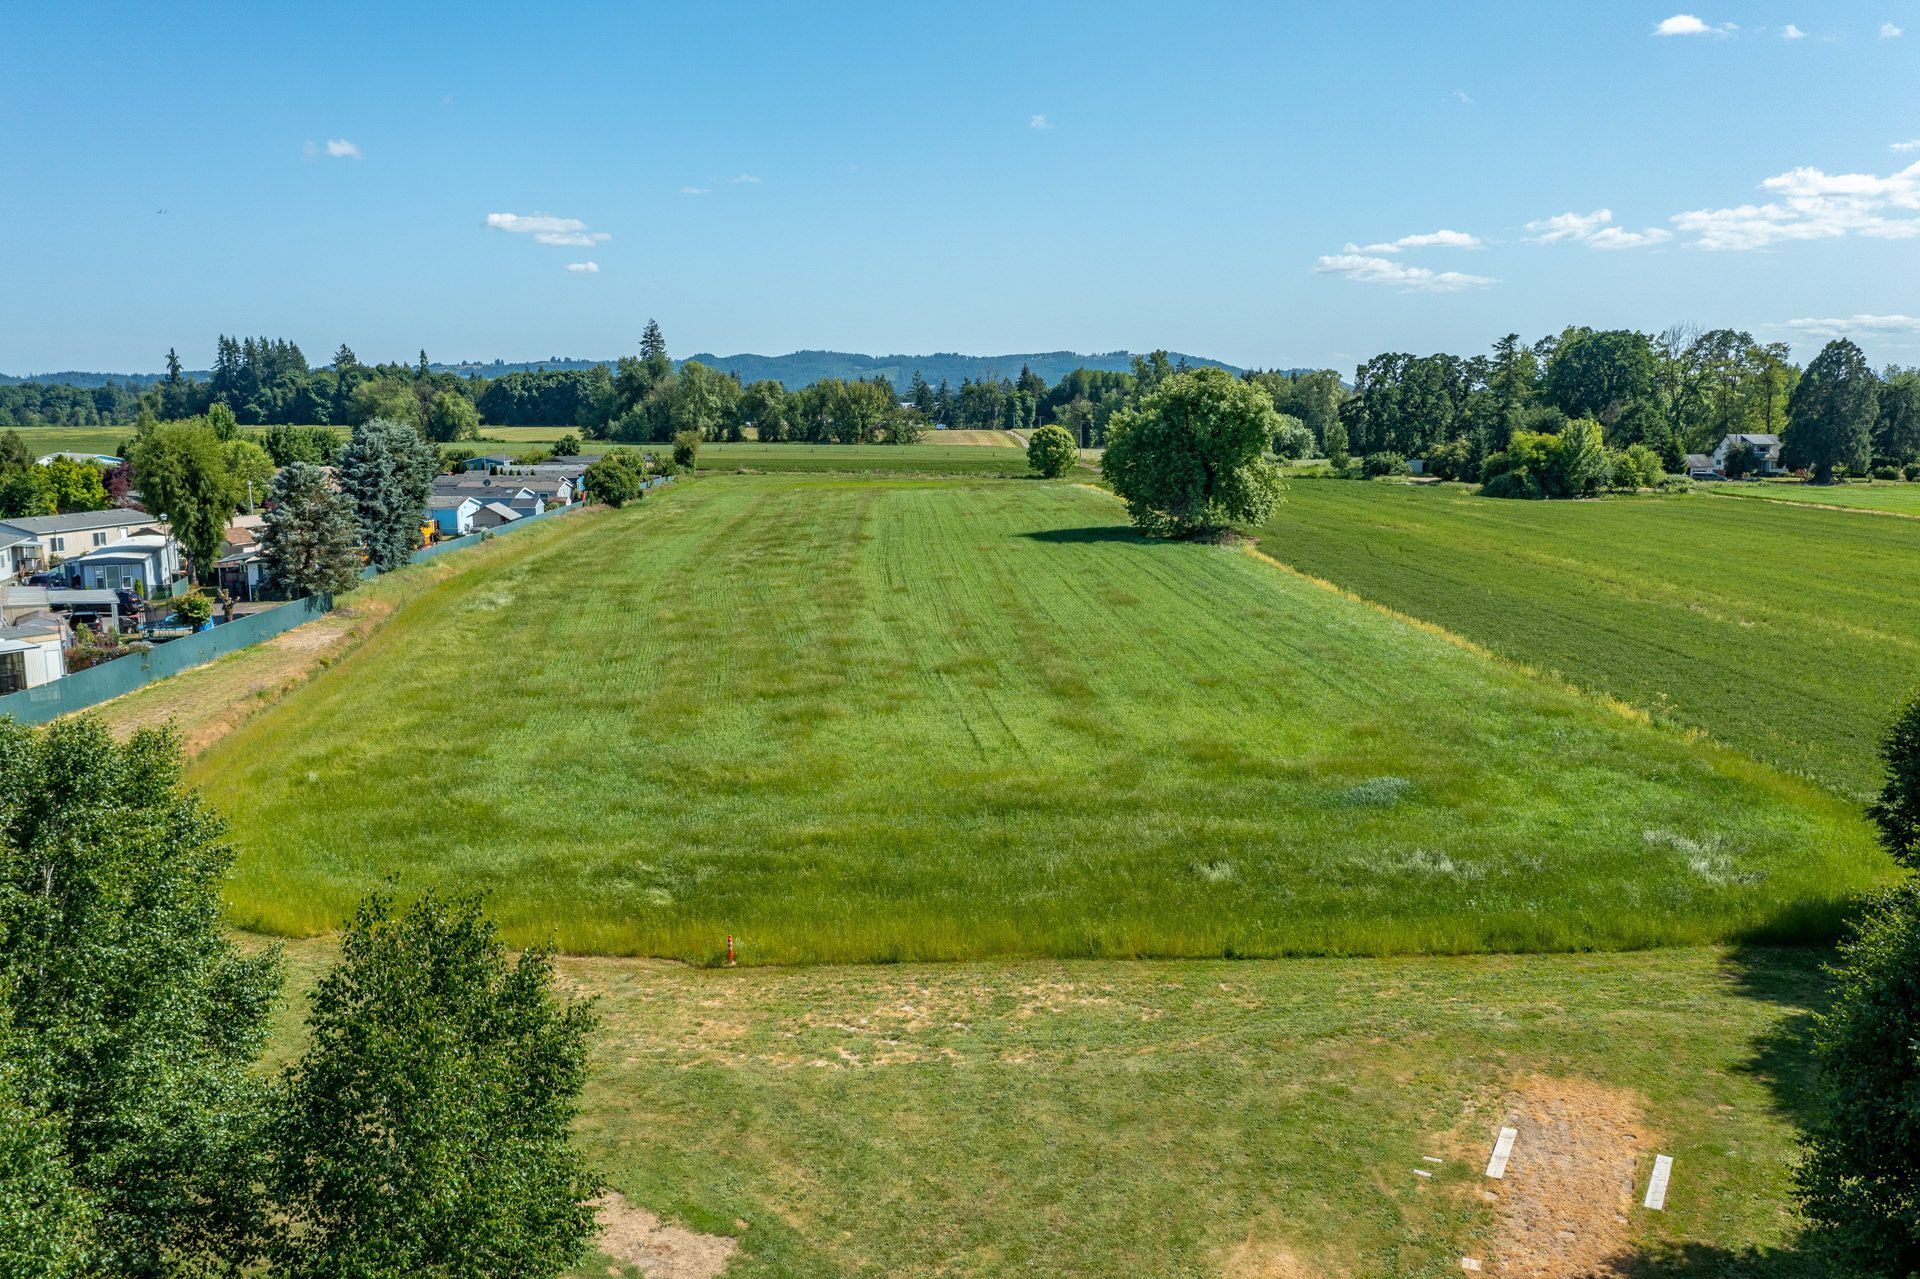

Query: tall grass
left=196, top=477, right=1891, bottom=962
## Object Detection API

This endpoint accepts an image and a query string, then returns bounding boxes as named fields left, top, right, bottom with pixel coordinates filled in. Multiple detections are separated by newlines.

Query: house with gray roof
left=470, top=501, right=523, bottom=530
left=0, top=509, right=167, bottom=581
left=1710, top=433, right=1786, bottom=477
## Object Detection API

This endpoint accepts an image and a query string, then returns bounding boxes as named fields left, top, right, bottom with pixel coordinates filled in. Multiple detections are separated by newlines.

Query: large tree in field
left=336, top=417, right=437, bottom=572
left=1026, top=423, right=1077, bottom=478
left=261, top=462, right=364, bottom=598
left=422, top=390, right=480, bottom=443
left=267, top=893, right=599, bottom=1279
left=1784, top=339, right=1878, bottom=483
left=0, top=717, right=283, bottom=1275
left=1541, top=327, right=1659, bottom=423
left=1100, top=366, right=1283, bottom=537
left=1795, top=881, right=1920, bottom=1274
left=129, top=419, right=237, bottom=583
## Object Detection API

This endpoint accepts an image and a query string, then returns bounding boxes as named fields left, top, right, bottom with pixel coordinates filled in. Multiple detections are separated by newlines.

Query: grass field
left=0, top=423, right=137, bottom=455
left=252, top=938, right=1837, bottom=1278
left=1707, top=479, right=1920, bottom=516
left=692, top=442, right=1030, bottom=474
left=1254, top=480, right=1920, bottom=801
left=192, top=476, right=1886, bottom=962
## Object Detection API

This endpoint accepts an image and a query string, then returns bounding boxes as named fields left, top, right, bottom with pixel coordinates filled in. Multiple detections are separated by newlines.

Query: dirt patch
left=1477, top=1076, right=1649, bottom=1278
left=594, top=1190, right=738, bottom=1279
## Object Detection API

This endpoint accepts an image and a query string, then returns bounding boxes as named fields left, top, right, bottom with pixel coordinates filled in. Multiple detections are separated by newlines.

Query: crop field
left=1707, top=479, right=1920, bottom=516
left=253, top=938, right=1835, bottom=1278
left=193, top=475, right=1884, bottom=962
left=0, top=423, right=136, bottom=455
left=1255, top=480, right=1920, bottom=801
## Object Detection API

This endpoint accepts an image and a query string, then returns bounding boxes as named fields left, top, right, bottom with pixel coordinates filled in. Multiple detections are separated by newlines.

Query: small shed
left=470, top=501, right=523, bottom=530
left=0, top=618, right=67, bottom=693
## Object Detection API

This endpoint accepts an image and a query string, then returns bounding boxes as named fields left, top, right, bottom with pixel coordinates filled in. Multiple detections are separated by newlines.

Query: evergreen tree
left=1783, top=339, right=1878, bottom=483
left=1869, top=691, right=1920, bottom=868
left=336, top=417, right=437, bottom=571
left=261, top=462, right=364, bottom=598
left=910, top=370, right=935, bottom=417
left=639, top=319, right=667, bottom=361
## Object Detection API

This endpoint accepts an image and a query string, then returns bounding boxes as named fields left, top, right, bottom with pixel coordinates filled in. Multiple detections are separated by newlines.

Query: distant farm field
left=1255, top=481, right=1920, bottom=800
left=194, top=476, right=1884, bottom=962
left=1707, top=479, right=1920, bottom=516
left=0, top=423, right=135, bottom=455
left=693, top=442, right=1028, bottom=474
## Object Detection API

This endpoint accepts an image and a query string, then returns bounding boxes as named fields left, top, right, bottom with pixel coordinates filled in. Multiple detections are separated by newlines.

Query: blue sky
left=2, top=0, right=1916, bottom=374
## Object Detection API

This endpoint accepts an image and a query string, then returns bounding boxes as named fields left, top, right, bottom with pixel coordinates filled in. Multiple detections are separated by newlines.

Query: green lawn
left=259, top=938, right=1838, bottom=1278
left=692, top=442, right=1029, bottom=474
left=193, top=476, right=1886, bottom=962
left=1707, top=479, right=1920, bottom=516
left=1254, top=480, right=1920, bottom=801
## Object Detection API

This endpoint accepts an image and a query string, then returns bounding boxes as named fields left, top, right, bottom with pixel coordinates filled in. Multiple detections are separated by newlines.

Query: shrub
left=1869, top=691, right=1920, bottom=868
left=671, top=430, right=701, bottom=471
left=1480, top=469, right=1543, bottom=500
left=1361, top=451, right=1410, bottom=478
left=1906, top=462, right=1920, bottom=482
left=1483, top=420, right=1610, bottom=499
left=1423, top=437, right=1473, bottom=482
left=582, top=457, right=641, bottom=508
left=1871, top=464, right=1902, bottom=481
left=552, top=433, right=582, bottom=457
left=172, top=589, right=214, bottom=629
left=1610, top=443, right=1665, bottom=491
left=1794, top=882, right=1920, bottom=1273
left=1026, top=424, right=1078, bottom=478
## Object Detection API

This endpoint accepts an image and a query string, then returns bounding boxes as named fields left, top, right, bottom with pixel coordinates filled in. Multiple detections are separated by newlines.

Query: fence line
left=0, top=478, right=667, bottom=726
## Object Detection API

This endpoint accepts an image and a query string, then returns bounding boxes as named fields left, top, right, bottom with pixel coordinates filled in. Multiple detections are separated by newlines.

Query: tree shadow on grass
left=1610, top=944, right=1844, bottom=1277
left=1019, top=525, right=1149, bottom=545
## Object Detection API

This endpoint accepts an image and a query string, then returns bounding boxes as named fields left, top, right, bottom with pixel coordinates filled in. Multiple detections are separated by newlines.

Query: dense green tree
left=266, top=893, right=598, bottom=1279
left=1869, top=691, right=1920, bottom=868
left=221, top=438, right=276, bottom=513
left=336, top=417, right=437, bottom=571
left=41, top=457, right=110, bottom=513
left=909, top=370, right=935, bottom=418
left=1784, top=339, right=1878, bottom=483
left=1541, top=328, right=1659, bottom=423
left=1100, top=367, right=1283, bottom=536
left=260, top=462, right=364, bottom=598
left=1794, top=881, right=1920, bottom=1274
left=670, top=429, right=701, bottom=471
left=0, top=1013, right=94, bottom=1279
left=1026, top=424, right=1077, bottom=477
left=639, top=318, right=667, bottom=361
left=348, top=377, right=420, bottom=427
left=667, top=360, right=742, bottom=441
left=0, top=717, right=282, bottom=1275
left=129, top=420, right=235, bottom=582
left=260, top=424, right=342, bottom=467
left=738, top=379, right=788, bottom=442
left=422, top=390, right=480, bottom=443
left=1874, top=367, right=1920, bottom=466
left=205, top=402, right=240, bottom=442
left=582, top=456, right=641, bottom=507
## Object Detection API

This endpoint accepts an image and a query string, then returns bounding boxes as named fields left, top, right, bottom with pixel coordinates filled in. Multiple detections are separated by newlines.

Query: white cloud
left=1586, top=225, right=1677, bottom=249
left=1670, top=159, right=1920, bottom=250
left=1782, top=23, right=1807, bottom=39
left=678, top=186, right=711, bottom=195
left=1779, top=313, right=1920, bottom=339
left=1654, top=14, right=1729, bottom=36
left=729, top=173, right=761, bottom=184
left=302, top=138, right=363, bottom=160
left=1311, top=253, right=1496, bottom=292
left=1524, top=208, right=1673, bottom=250
left=1354, top=228, right=1484, bottom=253
left=1029, top=113, right=1052, bottom=130
left=484, top=212, right=612, bottom=247
left=1893, top=139, right=1920, bottom=153
left=1881, top=22, right=1903, bottom=38
left=564, top=261, right=599, bottom=274
left=1452, top=89, right=1473, bottom=105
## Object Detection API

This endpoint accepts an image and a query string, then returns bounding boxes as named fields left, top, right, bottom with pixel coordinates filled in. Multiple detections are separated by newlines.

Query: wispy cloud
left=1353, top=229, right=1483, bottom=253
left=1781, top=23, right=1807, bottom=39
left=729, top=173, right=761, bottom=184
left=1672, top=159, right=1920, bottom=249
left=1312, top=253, right=1496, bottom=292
left=678, top=186, right=711, bottom=196
left=484, top=212, right=612, bottom=247
left=302, top=137, right=363, bottom=160
left=1881, top=22, right=1903, bottom=38
left=1654, top=13, right=1732, bottom=36
left=1524, top=209, right=1672, bottom=249
left=564, top=261, right=599, bottom=274
left=1451, top=89, right=1474, bottom=105
left=1894, top=139, right=1920, bottom=153
left=1778, top=313, right=1920, bottom=339
left=1028, top=113, right=1052, bottom=130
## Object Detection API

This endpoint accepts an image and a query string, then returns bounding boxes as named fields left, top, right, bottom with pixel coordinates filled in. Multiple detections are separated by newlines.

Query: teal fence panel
left=0, top=594, right=335, bottom=726
left=0, top=479, right=671, bottom=725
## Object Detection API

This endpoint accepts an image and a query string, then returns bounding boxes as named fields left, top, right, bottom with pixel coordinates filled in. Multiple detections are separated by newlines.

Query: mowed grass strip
left=694, top=441, right=1029, bottom=474
left=198, top=476, right=1887, bottom=962
left=1256, top=480, right=1920, bottom=801
left=1706, top=479, right=1920, bottom=516
left=261, top=940, right=1836, bottom=1278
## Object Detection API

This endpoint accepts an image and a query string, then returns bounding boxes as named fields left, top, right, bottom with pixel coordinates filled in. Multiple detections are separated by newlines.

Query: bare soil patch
left=593, top=1191, right=738, bottom=1279
left=1477, top=1076, right=1649, bottom=1278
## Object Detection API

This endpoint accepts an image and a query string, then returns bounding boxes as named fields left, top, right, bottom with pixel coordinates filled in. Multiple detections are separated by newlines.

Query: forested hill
left=429, top=349, right=1251, bottom=390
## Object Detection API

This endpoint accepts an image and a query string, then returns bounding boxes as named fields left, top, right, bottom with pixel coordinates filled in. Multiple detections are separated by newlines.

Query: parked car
left=25, top=571, right=61, bottom=587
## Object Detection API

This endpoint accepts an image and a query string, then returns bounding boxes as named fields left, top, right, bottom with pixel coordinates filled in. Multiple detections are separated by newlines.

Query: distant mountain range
left=2, top=349, right=1311, bottom=394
